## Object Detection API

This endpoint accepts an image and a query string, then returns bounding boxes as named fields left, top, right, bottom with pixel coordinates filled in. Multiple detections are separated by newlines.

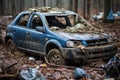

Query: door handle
left=13, top=30, right=16, bottom=33
left=26, top=32, right=30, bottom=35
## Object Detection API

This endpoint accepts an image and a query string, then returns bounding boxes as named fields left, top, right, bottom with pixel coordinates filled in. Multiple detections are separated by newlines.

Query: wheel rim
left=48, top=49, right=65, bottom=65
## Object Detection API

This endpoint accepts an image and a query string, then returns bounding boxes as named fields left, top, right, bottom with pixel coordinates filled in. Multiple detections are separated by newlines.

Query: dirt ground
left=0, top=44, right=112, bottom=80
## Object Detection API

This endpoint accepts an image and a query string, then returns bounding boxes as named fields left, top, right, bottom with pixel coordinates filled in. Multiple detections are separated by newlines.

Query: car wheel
left=47, top=49, right=65, bottom=65
left=6, top=39, right=17, bottom=53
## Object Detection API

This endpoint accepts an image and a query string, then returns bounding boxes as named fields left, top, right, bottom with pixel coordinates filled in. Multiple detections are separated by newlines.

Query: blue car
left=5, top=7, right=117, bottom=65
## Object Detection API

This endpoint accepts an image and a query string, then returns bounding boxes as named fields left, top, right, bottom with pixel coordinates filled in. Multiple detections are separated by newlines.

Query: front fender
left=44, top=39, right=62, bottom=53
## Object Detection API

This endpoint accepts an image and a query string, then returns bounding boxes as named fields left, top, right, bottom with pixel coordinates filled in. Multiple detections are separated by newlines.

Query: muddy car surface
left=5, top=7, right=117, bottom=65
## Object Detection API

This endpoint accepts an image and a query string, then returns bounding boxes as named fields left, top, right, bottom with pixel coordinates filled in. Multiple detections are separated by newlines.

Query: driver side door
left=25, top=13, right=46, bottom=53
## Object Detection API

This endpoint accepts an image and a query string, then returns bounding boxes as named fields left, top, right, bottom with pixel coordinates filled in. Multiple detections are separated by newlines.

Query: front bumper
left=61, top=44, right=118, bottom=61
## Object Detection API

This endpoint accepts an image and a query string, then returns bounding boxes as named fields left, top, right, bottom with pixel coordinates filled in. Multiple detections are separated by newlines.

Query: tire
left=6, top=39, right=17, bottom=53
left=47, top=49, right=65, bottom=65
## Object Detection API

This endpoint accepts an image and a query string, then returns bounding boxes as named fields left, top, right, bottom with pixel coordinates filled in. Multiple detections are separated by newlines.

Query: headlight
left=107, top=38, right=113, bottom=43
left=66, top=41, right=74, bottom=47
left=66, top=41, right=81, bottom=48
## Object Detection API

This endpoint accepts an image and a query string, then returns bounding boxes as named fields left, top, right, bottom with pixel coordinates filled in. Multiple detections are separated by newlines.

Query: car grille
left=86, top=39, right=108, bottom=46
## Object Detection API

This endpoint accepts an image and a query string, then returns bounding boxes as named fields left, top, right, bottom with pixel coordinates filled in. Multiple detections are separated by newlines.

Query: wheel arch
left=45, top=40, right=62, bottom=55
left=5, top=36, right=13, bottom=45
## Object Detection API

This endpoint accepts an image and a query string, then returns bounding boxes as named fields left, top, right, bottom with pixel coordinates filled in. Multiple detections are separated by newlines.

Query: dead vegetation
left=92, top=20, right=120, bottom=48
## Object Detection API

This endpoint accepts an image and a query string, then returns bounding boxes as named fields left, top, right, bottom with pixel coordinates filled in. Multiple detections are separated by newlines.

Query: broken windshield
left=46, top=15, right=102, bottom=33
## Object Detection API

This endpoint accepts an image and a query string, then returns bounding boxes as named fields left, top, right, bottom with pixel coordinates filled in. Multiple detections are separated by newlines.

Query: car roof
left=41, top=10, right=77, bottom=16
left=22, top=7, right=77, bottom=16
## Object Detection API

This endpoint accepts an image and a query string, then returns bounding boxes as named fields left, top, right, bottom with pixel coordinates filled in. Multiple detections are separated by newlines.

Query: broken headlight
left=107, top=38, right=113, bottom=43
left=66, top=40, right=81, bottom=48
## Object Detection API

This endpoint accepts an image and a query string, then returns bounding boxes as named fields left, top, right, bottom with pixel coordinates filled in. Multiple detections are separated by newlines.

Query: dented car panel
left=5, top=7, right=118, bottom=65
left=54, top=31, right=109, bottom=41
left=60, top=43, right=117, bottom=60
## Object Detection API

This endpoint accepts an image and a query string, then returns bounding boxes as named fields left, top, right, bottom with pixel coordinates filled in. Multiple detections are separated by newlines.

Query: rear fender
left=5, top=33, right=16, bottom=45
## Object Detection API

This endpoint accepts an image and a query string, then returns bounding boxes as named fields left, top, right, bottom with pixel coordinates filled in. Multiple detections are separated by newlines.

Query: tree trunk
left=0, top=0, right=3, bottom=15
left=103, top=0, right=114, bottom=23
left=57, top=0, right=62, bottom=8
left=87, top=0, right=91, bottom=19
left=83, top=0, right=86, bottom=18
left=68, top=0, right=73, bottom=10
left=17, top=0, right=24, bottom=13
left=43, top=0, right=46, bottom=6
left=35, top=0, right=38, bottom=7
left=73, top=0, right=78, bottom=13
left=11, top=0, right=16, bottom=16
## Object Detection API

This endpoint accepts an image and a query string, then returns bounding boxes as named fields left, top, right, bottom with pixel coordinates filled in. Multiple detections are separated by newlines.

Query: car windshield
left=46, top=14, right=103, bottom=33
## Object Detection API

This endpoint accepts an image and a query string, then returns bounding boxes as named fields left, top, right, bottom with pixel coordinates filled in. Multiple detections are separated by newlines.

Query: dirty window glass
left=46, top=15, right=95, bottom=32
left=17, top=14, right=29, bottom=27
left=46, top=16, right=71, bottom=29
left=30, top=14, right=43, bottom=29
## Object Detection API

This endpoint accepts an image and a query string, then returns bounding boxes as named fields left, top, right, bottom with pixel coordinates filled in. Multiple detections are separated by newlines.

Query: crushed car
left=92, top=12, right=104, bottom=21
left=5, top=7, right=118, bottom=65
left=91, top=12, right=120, bottom=22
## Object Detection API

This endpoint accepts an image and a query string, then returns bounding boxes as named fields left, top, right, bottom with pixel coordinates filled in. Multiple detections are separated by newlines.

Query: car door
left=25, top=13, right=46, bottom=53
left=12, top=13, right=30, bottom=48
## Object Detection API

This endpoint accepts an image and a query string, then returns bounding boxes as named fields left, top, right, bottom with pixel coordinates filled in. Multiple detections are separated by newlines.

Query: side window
left=17, top=14, right=29, bottom=27
left=31, top=14, right=43, bottom=29
left=46, top=16, right=67, bottom=28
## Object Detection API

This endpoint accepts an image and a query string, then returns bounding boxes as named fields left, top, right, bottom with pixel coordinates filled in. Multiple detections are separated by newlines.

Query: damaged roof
left=27, top=7, right=77, bottom=16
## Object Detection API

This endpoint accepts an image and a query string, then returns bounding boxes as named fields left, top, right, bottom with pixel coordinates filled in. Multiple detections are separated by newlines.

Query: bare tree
left=73, top=0, right=78, bottom=13
left=83, top=0, right=86, bottom=18
left=19, top=0, right=24, bottom=12
left=87, top=0, right=91, bottom=19
left=35, top=0, right=38, bottom=7
left=11, top=0, right=16, bottom=16
left=0, top=0, right=3, bottom=15
left=43, top=0, right=46, bottom=6
left=68, top=0, right=73, bottom=10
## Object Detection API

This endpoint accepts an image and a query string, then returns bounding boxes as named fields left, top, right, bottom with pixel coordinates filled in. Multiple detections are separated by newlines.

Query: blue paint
left=107, top=9, right=115, bottom=20
left=82, top=40, right=88, bottom=46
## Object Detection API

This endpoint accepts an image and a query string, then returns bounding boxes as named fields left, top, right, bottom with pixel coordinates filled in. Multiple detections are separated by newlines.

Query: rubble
left=0, top=46, right=115, bottom=80
left=27, top=7, right=65, bottom=13
left=18, top=63, right=107, bottom=80
left=92, top=20, right=120, bottom=43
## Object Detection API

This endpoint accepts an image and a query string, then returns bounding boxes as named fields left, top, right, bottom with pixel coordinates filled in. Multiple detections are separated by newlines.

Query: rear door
left=12, top=13, right=30, bottom=48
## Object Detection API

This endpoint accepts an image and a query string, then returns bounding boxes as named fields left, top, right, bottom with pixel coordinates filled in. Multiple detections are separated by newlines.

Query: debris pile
left=19, top=65, right=74, bottom=80
left=0, top=16, right=13, bottom=30
left=91, top=21, right=120, bottom=51
left=0, top=53, right=17, bottom=79
left=92, top=21, right=120, bottom=43
left=0, top=48, right=111, bottom=80
left=27, top=7, right=65, bottom=13
left=19, top=63, right=107, bottom=80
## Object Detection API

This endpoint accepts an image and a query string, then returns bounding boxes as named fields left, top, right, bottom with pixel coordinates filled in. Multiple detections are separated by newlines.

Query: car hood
left=54, top=31, right=109, bottom=40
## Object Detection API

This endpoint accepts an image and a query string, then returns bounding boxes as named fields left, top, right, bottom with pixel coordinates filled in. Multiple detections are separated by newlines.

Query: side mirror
left=36, top=26, right=45, bottom=32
